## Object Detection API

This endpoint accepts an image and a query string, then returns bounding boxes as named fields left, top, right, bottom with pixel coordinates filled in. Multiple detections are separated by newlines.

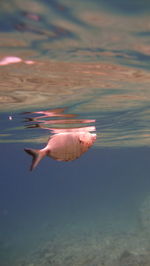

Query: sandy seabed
left=16, top=196, right=150, bottom=266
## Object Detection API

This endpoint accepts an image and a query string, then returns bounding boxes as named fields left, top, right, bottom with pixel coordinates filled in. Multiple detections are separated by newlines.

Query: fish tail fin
left=24, top=148, right=47, bottom=171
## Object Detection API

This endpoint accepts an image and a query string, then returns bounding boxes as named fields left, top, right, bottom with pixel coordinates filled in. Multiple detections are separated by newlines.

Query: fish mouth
left=91, top=133, right=97, bottom=141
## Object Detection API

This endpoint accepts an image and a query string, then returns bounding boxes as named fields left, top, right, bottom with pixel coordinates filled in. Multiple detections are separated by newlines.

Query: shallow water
left=1, top=0, right=150, bottom=265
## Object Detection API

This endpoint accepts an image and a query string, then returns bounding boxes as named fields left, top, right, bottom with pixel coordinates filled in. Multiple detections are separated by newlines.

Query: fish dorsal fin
left=24, top=148, right=47, bottom=171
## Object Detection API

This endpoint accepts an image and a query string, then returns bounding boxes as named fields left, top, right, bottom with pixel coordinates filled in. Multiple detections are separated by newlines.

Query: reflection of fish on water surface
left=24, top=108, right=96, bottom=171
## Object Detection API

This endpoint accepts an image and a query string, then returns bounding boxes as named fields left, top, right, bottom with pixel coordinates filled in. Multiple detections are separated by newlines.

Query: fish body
left=24, top=132, right=96, bottom=171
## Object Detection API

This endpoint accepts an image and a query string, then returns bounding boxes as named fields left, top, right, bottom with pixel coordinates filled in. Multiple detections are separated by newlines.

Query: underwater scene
left=1, top=0, right=150, bottom=265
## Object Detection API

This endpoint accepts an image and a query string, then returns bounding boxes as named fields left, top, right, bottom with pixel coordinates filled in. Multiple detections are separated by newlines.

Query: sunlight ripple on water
left=0, top=0, right=150, bottom=146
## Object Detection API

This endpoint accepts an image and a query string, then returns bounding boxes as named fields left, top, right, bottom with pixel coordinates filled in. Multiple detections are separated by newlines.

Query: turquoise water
left=1, top=1, right=150, bottom=265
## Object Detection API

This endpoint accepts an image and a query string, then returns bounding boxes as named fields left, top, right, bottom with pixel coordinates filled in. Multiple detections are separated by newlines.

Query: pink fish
left=24, top=131, right=96, bottom=171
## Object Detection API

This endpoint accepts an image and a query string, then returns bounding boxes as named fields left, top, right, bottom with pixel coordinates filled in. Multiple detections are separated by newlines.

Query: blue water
left=1, top=0, right=150, bottom=265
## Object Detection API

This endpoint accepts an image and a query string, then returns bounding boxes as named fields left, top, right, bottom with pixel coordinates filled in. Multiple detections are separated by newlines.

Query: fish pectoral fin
left=24, top=148, right=47, bottom=171
left=79, top=136, right=84, bottom=144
